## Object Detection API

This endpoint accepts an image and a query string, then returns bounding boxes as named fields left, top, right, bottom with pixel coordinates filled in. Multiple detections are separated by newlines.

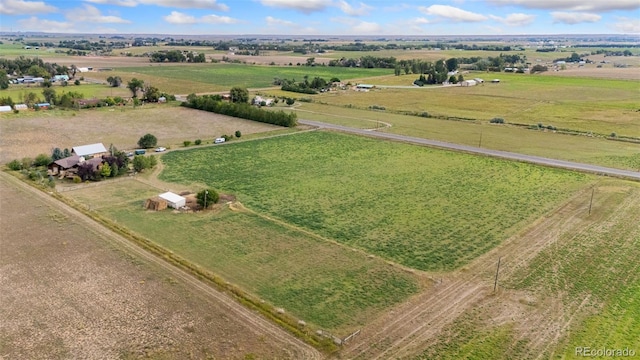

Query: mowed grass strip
left=159, top=131, right=591, bottom=272
left=67, top=181, right=419, bottom=332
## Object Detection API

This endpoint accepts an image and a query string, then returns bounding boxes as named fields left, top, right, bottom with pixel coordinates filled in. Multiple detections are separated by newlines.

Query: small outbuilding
left=14, top=104, right=28, bottom=111
left=72, top=143, right=108, bottom=158
left=461, top=80, right=477, bottom=87
left=158, top=192, right=186, bottom=209
left=0, top=105, right=12, bottom=112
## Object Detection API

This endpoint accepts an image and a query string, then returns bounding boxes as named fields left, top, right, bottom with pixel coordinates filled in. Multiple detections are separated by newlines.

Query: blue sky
left=1, top=0, right=639, bottom=35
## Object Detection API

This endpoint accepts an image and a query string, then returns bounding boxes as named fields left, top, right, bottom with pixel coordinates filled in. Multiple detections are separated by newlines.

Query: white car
left=214, top=138, right=226, bottom=144
left=155, top=147, right=166, bottom=152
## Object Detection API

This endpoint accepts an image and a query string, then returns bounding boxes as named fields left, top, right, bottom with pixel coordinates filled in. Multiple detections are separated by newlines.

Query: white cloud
left=409, top=17, right=430, bottom=25
left=338, top=1, right=373, bottom=16
left=164, top=11, right=197, bottom=24
left=352, top=20, right=381, bottom=33
left=551, top=12, right=601, bottom=25
left=489, top=13, right=536, bottom=26
left=419, top=5, right=487, bottom=22
left=164, top=11, right=239, bottom=24
left=487, top=0, right=639, bottom=12
left=17, top=16, right=75, bottom=32
left=0, top=0, right=57, bottom=15
left=266, top=16, right=295, bottom=27
left=69, top=4, right=130, bottom=23
left=612, top=17, right=640, bottom=33
left=200, top=14, right=238, bottom=24
left=86, top=0, right=229, bottom=11
left=259, top=0, right=331, bottom=14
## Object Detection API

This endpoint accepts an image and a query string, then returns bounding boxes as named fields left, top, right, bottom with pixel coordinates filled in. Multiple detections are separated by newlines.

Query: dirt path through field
left=0, top=172, right=322, bottom=360
left=341, top=185, right=598, bottom=359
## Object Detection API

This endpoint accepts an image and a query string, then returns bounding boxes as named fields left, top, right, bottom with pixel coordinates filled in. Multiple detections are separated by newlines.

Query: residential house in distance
left=72, top=143, right=108, bottom=158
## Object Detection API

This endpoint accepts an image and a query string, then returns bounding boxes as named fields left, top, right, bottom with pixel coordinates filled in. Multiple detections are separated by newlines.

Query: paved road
left=299, top=119, right=640, bottom=181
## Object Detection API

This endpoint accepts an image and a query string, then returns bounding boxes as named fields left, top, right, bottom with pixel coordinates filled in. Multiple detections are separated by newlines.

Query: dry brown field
left=0, top=105, right=282, bottom=163
left=0, top=173, right=317, bottom=359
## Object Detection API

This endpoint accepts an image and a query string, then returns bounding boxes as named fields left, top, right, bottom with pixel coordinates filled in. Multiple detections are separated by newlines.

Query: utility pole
left=493, top=257, right=501, bottom=293
left=478, top=128, right=483, bottom=148
left=204, top=190, right=208, bottom=209
left=588, top=187, right=595, bottom=215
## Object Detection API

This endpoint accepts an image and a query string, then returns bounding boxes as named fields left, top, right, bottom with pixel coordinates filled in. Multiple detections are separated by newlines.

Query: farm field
left=311, top=72, right=640, bottom=137
left=0, top=105, right=285, bottom=163
left=159, top=131, right=593, bottom=272
left=64, top=180, right=420, bottom=333
left=414, top=180, right=640, bottom=360
left=0, top=173, right=307, bottom=360
left=0, top=83, right=130, bottom=102
left=276, top=102, right=640, bottom=171
left=84, top=63, right=394, bottom=94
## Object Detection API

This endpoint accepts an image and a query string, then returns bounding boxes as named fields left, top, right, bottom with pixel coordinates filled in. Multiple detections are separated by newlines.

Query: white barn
left=72, top=143, right=108, bottom=157
left=0, top=105, right=12, bottom=112
left=159, top=192, right=186, bottom=209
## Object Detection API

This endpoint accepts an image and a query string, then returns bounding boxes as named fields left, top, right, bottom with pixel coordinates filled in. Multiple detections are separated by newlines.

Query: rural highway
left=299, top=119, right=640, bottom=181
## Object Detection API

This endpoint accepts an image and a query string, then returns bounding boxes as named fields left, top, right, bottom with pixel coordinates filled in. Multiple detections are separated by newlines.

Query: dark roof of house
left=53, top=155, right=80, bottom=169
left=84, top=157, right=104, bottom=171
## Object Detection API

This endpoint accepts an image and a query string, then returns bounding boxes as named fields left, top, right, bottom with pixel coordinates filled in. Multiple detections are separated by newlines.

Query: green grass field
left=87, top=63, right=394, bottom=94
left=266, top=102, right=640, bottom=171
left=66, top=180, right=419, bottom=333
left=311, top=72, right=640, bottom=137
left=0, top=83, right=130, bottom=102
left=159, top=131, right=592, bottom=272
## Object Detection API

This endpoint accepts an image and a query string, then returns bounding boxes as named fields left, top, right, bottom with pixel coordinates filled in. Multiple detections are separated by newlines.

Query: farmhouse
left=72, top=143, right=108, bottom=158
left=48, top=155, right=80, bottom=175
left=158, top=192, right=186, bottom=209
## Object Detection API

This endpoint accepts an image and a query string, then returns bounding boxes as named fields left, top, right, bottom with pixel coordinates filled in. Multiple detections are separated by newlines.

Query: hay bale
left=145, top=196, right=167, bottom=211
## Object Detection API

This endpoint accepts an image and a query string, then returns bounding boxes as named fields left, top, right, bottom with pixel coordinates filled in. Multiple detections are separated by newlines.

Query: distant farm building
left=356, top=84, right=374, bottom=91
left=474, top=78, right=484, bottom=83
left=14, top=104, right=28, bottom=111
left=253, top=96, right=273, bottom=106
left=48, top=155, right=81, bottom=175
left=491, top=79, right=501, bottom=83
left=52, top=74, right=69, bottom=82
left=35, top=103, right=50, bottom=109
left=77, top=67, right=93, bottom=73
left=461, top=80, right=477, bottom=87
left=158, top=192, right=186, bottom=209
left=0, top=105, right=12, bottom=112
left=72, top=143, right=108, bottom=158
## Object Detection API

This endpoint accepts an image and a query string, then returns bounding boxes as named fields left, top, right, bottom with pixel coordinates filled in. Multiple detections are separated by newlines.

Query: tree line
left=183, top=89, right=297, bottom=128
left=149, top=50, right=205, bottom=63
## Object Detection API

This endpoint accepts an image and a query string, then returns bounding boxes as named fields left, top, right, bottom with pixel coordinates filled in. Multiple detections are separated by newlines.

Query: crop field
left=159, top=131, right=592, bottom=272
left=0, top=105, right=282, bottom=163
left=0, top=83, right=130, bottom=102
left=65, top=180, right=420, bottom=333
left=85, top=63, right=394, bottom=94
left=312, top=72, right=640, bottom=137
left=275, top=102, right=640, bottom=171
left=410, top=181, right=640, bottom=360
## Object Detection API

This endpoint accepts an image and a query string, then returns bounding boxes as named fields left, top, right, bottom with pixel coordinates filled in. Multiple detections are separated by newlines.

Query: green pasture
left=272, top=102, right=640, bottom=171
left=0, top=83, right=130, bottom=102
left=0, top=43, right=63, bottom=57
left=159, top=131, right=591, bottom=272
left=312, top=72, right=640, bottom=137
left=87, top=63, right=393, bottom=94
left=66, top=180, right=419, bottom=332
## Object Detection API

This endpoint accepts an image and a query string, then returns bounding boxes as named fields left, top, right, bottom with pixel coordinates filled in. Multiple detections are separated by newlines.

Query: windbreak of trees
left=149, top=50, right=206, bottom=63
left=0, top=56, right=69, bottom=78
left=276, top=76, right=330, bottom=94
left=328, top=56, right=397, bottom=69
left=183, top=94, right=297, bottom=127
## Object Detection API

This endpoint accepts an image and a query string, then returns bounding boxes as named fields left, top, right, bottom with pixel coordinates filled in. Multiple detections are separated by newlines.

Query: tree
left=23, top=92, right=40, bottom=107
left=196, top=189, right=219, bottom=209
left=127, top=78, right=144, bottom=98
left=445, top=58, right=458, bottom=72
left=51, top=147, right=64, bottom=160
left=33, top=154, right=52, bottom=167
left=230, top=86, right=249, bottom=103
left=77, top=162, right=96, bottom=181
left=100, top=162, right=112, bottom=177
left=235, top=130, right=242, bottom=138
left=306, top=57, right=316, bottom=66
left=27, top=65, right=50, bottom=78
left=143, top=85, right=160, bottom=102
left=0, top=69, right=9, bottom=90
left=285, top=97, right=295, bottom=106
left=106, top=76, right=122, bottom=87
left=74, top=79, right=80, bottom=86
left=42, top=87, right=57, bottom=104
left=63, top=148, right=71, bottom=157
left=137, top=133, right=157, bottom=148
left=132, top=155, right=149, bottom=172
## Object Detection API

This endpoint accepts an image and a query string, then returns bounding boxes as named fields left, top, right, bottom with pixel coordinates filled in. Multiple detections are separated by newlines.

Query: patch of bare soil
left=0, top=173, right=320, bottom=359
left=340, top=186, right=605, bottom=360
left=544, top=66, right=640, bottom=80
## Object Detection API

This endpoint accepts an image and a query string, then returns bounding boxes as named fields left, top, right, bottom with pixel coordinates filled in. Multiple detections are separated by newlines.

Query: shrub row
left=182, top=95, right=297, bottom=127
